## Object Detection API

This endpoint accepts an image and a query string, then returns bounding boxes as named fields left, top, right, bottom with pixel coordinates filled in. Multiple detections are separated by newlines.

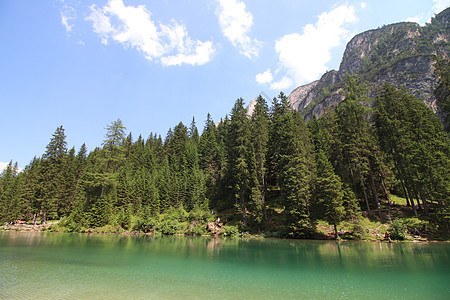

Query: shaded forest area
left=1, top=63, right=449, bottom=240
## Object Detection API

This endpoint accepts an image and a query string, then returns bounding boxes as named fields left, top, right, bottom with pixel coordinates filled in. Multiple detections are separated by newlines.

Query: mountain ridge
left=288, top=7, right=450, bottom=122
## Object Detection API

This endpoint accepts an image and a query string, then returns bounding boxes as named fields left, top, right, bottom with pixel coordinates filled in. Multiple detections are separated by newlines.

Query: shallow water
left=0, top=231, right=449, bottom=299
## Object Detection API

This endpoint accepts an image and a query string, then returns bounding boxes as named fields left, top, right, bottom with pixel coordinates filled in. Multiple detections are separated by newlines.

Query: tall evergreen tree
left=41, top=125, right=68, bottom=220
left=374, top=83, right=450, bottom=225
left=228, top=98, right=251, bottom=225
left=334, top=76, right=384, bottom=217
left=271, top=92, right=315, bottom=237
left=249, top=95, right=269, bottom=225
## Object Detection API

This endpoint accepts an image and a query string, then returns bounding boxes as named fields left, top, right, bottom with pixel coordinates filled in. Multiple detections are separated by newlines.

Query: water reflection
left=1, top=231, right=447, bottom=273
left=1, top=231, right=449, bottom=299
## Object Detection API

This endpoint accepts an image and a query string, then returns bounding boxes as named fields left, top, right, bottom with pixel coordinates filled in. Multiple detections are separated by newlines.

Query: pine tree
left=270, top=92, right=315, bottom=237
left=314, top=150, right=345, bottom=237
left=41, top=126, right=68, bottom=220
left=309, top=117, right=347, bottom=236
left=188, top=117, right=200, bottom=145
left=228, top=98, right=251, bottom=225
left=0, top=161, right=20, bottom=222
left=374, top=83, right=450, bottom=225
left=333, top=76, right=384, bottom=217
left=249, top=95, right=269, bottom=226
left=99, top=119, right=127, bottom=198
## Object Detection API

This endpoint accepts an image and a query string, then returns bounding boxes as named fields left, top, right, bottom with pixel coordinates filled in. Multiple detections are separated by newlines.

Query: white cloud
left=160, top=41, right=215, bottom=66
left=270, top=77, right=293, bottom=90
left=360, top=2, right=367, bottom=9
left=216, top=0, right=261, bottom=59
left=432, top=0, right=450, bottom=13
left=86, top=0, right=215, bottom=66
left=264, top=4, right=357, bottom=90
left=255, top=69, right=273, bottom=84
left=0, top=162, right=22, bottom=174
left=60, top=3, right=76, bottom=34
left=0, top=162, right=9, bottom=173
left=405, top=16, right=421, bottom=23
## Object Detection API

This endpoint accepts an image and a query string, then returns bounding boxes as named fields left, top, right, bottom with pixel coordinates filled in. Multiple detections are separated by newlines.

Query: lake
left=0, top=231, right=449, bottom=299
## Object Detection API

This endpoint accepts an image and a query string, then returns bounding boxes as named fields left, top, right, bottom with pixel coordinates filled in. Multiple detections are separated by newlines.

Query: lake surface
left=0, top=231, right=449, bottom=299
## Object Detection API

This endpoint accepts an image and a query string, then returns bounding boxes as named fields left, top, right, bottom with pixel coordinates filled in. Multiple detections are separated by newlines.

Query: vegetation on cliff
left=289, top=8, right=450, bottom=124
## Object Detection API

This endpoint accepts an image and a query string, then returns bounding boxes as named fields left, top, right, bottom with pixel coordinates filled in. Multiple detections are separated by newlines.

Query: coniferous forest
left=1, top=72, right=449, bottom=239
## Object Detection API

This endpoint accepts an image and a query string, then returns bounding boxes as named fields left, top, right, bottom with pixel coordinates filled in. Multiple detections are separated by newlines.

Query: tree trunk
left=405, top=186, right=417, bottom=217
left=240, top=188, right=247, bottom=226
left=399, top=178, right=411, bottom=207
left=418, top=186, right=428, bottom=215
left=360, top=174, right=371, bottom=216
left=368, top=166, right=381, bottom=219
left=412, top=189, right=422, bottom=211
left=262, top=179, right=268, bottom=221
left=380, top=178, right=392, bottom=222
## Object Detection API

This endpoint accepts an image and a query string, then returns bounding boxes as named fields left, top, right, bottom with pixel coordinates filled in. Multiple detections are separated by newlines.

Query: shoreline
left=1, top=224, right=446, bottom=243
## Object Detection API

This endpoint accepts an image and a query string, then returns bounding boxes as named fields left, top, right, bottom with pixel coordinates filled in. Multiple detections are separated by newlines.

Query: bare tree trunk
left=412, top=189, right=422, bottom=211
left=368, top=166, right=381, bottom=219
left=262, top=179, right=268, bottom=221
left=380, top=178, right=392, bottom=222
left=240, top=188, right=247, bottom=226
left=405, top=186, right=417, bottom=217
left=399, top=178, right=411, bottom=207
left=360, top=174, right=371, bottom=216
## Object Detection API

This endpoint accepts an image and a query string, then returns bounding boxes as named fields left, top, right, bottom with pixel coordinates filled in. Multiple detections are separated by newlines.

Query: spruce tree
left=374, top=83, right=450, bottom=224
left=271, top=92, right=315, bottom=237
left=41, top=126, right=68, bottom=220
left=228, top=98, right=251, bottom=225
left=249, top=95, right=269, bottom=225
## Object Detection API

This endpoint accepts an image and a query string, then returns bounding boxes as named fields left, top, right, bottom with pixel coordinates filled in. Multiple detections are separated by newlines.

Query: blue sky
left=0, top=0, right=448, bottom=171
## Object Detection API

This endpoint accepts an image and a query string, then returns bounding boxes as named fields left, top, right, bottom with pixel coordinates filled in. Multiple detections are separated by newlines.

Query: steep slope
left=288, top=8, right=450, bottom=121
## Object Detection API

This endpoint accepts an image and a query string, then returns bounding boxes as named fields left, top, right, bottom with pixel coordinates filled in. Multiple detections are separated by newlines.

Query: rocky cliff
left=288, top=7, right=450, bottom=121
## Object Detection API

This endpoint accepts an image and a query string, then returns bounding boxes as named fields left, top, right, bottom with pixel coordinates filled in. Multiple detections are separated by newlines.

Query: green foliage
left=374, top=83, right=450, bottom=221
left=2, top=79, right=449, bottom=239
left=221, top=225, right=240, bottom=237
left=340, top=223, right=368, bottom=240
left=434, top=56, right=450, bottom=132
left=389, top=219, right=407, bottom=240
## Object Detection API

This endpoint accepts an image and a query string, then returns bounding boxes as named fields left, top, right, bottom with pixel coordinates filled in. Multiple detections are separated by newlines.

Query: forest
left=0, top=62, right=449, bottom=239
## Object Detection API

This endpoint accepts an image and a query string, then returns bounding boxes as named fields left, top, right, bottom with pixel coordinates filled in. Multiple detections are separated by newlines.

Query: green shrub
left=95, top=224, right=124, bottom=233
left=187, top=222, right=207, bottom=236
left=221, top=225, right=240, bottom=237
left=341, top=223, right=368, bottom=240
left=116, top=208, right=130, bottom=230
left=155, top=219, right=188, bottom=235
left=389, top=219, right=407, bottom=240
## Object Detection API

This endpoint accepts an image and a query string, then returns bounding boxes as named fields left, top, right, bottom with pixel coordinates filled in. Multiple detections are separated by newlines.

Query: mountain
left=288, top=7, right=450, bottom=122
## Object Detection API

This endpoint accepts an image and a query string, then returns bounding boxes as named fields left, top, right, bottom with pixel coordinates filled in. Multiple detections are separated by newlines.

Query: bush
left=186, top=222, right=207, bottom=236
left=221, top=225, right=240, bottom=237
left=154, top=219, right=188, bottom=235
left=95, top=224, right=124, bottom=233
left=130, top=216, right=146, bottom=232
left=340, top=223, right=369, bottom=240
left=116, top=208, right=130, bottom=230
left=389, top=219, right=407, bottom=240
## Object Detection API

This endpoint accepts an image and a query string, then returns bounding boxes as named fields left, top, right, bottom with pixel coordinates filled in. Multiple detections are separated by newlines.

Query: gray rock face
left=288, top=8, right=450, bottom=121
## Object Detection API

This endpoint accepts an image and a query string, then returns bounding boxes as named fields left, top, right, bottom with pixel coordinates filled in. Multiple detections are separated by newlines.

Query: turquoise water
left=0, top=232, right=449, bottom=299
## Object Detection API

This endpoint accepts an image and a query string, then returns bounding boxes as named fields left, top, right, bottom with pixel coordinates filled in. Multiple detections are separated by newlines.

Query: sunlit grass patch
left=389, top=194, right=408, bottom=205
